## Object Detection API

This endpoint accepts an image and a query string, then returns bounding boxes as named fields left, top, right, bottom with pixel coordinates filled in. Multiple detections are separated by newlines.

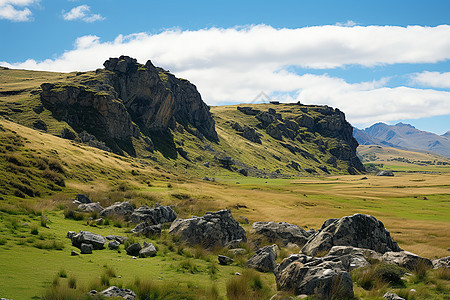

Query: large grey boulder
left=77, top=202, right=104, bottom=213
left=218, top=255, right=234, bottom=265
left=74, top=194, right=91, bottom=204
left=302, top=214, right=401, bottom=256
left=275, top=255, right=354, bottom=298
left=131, top=223, right=161, bottom=237
left=71, top=231, right=106, bottom=250
left=139, top=242, right=157, bottom=258
left=252, top=221, right=310, bottom=246
left=108, top=240, right=120, bottom=250
left=247, top=245, right=278, bottom=272
left=100, top=201, right=134, bottom=218
left=324, top=246, right=381, bottom=271
left=106, top=235, right=128, bottom=244
left=382, top=251, right=432, bottom=270
left=168, top=209, right=246, bottom=249
left=100, top=286, right=136, bottom=299
left=432, top=256, right=450, bottom=269
left=80, top=243, right=93, bottom=254
left=126, top=243, right=141, bottom=256
left=129, top=204, right=176, bottom=225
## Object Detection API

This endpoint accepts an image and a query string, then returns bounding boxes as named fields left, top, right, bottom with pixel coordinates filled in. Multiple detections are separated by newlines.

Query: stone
left=301, top=214, right=401, bottom=256
left=229, top=248, right=247, bottom=256
left=247, top=245, right=278, bottom=272
left=100, top=286, right=136, bottom=299
left=126, top=243, right=142, bottom=256
left=382, top=251, right=433, bottom=270
left=242, top=126, right=262, bottom=144
left=77, top=202, right=104, bottom=213
left=108, top=240, right=120, bottom=250
left=139, top=243, right=157, bottom=258
left=131, top=223, right=162, bottom=237
left=237, top=106, right=260, bottom=116
left=432, top=256, right=450, bottom=269
left=106, top=235, right=129, bottom=244
left=252, top=221, right=311, bottom=247
left=71, top=231, right=106, bottom=250
left=100, top=201, right=134, bottom=218
left=66, top=231, right=76, bottom=239
left=383, top=292, right=405, bottom=300
left=275, top=256, right=354, bottom=298
left=80, top=243, right=93, bottom=254
left=169, top=209, right=246, bottom=249
left=320, top=246, right=379, bottom=271
left=218, top=255, right=234, bottom=265
left=75, top=194, right=91, bottom=204
left=377, top=170, right=394, bottom=176
left=129, top=204, right=177, bottom=225
left=71, top=250, right=79, bottom=256
left=232, top=122, right=244, bottom=132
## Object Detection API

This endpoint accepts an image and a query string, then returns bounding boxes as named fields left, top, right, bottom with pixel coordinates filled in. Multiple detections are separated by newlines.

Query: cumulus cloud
left=2, top=24, right=450, bottom=126
left=0, top=0, right=38, bottom=21
left=411, top=71, right=450, bottom=88
left=62, top=4, right=104, bottom=22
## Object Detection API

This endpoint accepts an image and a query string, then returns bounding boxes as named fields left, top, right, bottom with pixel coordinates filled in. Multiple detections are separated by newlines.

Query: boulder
left=242, top=126, right=261, bottom=144
left=382, top=251, right=432, bottom=270
left=66, top=231, right=76, bottom=239
left=275, top=256, right=354, bottom=298
left=100, top=201, right=134, bottom=218
left=432, top=256, right=449, bottom=269
left=129, top=204, right=177, bottom=225
left=218, top=255, right=234, bottom=265
left=126, top=243, right=141, bottom=256
left=168, top=209, right=246, bottom=249
left=108, top=240, right=120, bottom=250
left=301, top=214, right=401, bottom=256
left=80, top=243, right=93, bottom=254
left=71, top=231, right=106, bottom=250
left=377, top=170, right=394, bottom=176
left=252, top=221, right=310, bottom=246
left=247, top=245, right=278, bottom=272
left=384, top=292, right=405, bottom=300
left=106, top=235, right=128, bottom=244
left=131, top=223, right=162, bottom=237
left=74, top=194, right=91, bottom=204
left=100, top=286, right=136, bottom=300
left=319, top=246, right=381, bottom=271
left=139, top=243, right=157, bottom=258
left=71, top=250, right=79, bottom=256
left=77, top=202, right=104, bottom=213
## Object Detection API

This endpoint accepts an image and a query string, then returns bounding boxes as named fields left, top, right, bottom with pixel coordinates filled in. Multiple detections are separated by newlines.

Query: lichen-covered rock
left=126, top=243, right=141, bottom=256
left=252, top=221, right=311, bottom=247
left=106, top=235, right=128, bottom=244
left=168, top=209, right=246, bottom=249
left=139, top=243, right=157, bottom=258
left=131, top=223, right=162, bottom=237
left=100, top=201, right=134, bottom=218
left=384, top=292, right=405, bottom=300
left=382, top=251, right=432, bottom=270
left=325, top=246, right=382, bottom=271
left=77, top=202, right=104, bottom=213
left=71, top=231, right=105, bottom=250
left=218, top=255, right=234, bottom=265
left=129, top=204, right=176, bottom=225
left=80, top=243, right=93, bottom=254
left=108, top=240, right=120, bottom=250
left=432, top=256, right=450, bottom=269
left=275, top=256, right=354, bottom=298
left=247, top=245, right=278, bottom=272
left=100, top=286, right=136, bottom=300
left=302, top=214, right=401, bottom=256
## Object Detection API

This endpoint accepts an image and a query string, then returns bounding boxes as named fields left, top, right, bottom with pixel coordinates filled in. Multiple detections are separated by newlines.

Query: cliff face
left=40, top=56, right=217, bottom=155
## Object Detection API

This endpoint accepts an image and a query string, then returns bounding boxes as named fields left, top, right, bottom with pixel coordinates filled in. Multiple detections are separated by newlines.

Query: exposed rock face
left=302, top=214, right=401, bottom=256
left=275, top=254, right=354, bottom=298
left=40, top=55, right=217, bottom=155
left=129, top=204, right=177, bottom=225
left=252, top=221, right=311, bottom=246
left=247, top=245, right=278, bottom=272
left=71, top=231, right=106, bottom=250
left=100, top=201, right=134, bottom=218
left=168, top=209, right=246, bottom=249
left=382, top=251, right=432, bottom=270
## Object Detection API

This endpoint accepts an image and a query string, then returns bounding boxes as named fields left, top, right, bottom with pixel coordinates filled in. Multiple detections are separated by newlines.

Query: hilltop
left=354, top=122, right=450, bottom=158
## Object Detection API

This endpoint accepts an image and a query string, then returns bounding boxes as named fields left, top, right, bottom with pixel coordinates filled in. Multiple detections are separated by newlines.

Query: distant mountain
left=354, top=123, right=450, bottom=158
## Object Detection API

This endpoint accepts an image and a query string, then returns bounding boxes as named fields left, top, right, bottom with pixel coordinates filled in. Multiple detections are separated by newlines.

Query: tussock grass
left=226, top=269, right=270, bottom=300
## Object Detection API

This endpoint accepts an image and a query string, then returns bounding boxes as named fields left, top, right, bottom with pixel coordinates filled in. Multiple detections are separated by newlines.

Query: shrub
left=374, top=264, right=406, bottom=286
left=42, top=284, right=83, bottom=300
left=103, top=265, right=116, bottom=278
left=30, top=224, right=39, bottom=235
left=58, top=269, right=67, bottom=278
left=64, top=208, right=84, bottom=221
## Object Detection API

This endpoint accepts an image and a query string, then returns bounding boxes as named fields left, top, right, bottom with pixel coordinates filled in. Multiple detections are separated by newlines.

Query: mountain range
left=354, top=123, right=450, bottom=158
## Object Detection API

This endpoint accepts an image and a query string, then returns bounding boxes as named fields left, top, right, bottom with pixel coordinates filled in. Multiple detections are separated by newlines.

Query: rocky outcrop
left=382, top=251, right=432, bottom=270
left=302, top=214, right=401, bottom=256
left=168, top=209, right=246, bottom=249
left=131, top=222, right=162, bottom=237
left=129, top=204, right=177, bottom=225
left=40, top=55, right=217, bottom=155
left=247, top=245, right=278, bottom=272
left=71, top=231, right=106, bottom=250
left=275, top=254, right=354, bottom=298
left=100, top=201, right=134, bottom=218
left=252, top=221, right=311, bottom=246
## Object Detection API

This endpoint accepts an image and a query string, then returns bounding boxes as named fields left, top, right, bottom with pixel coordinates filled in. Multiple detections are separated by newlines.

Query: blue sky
left=1, top=0, right=449, bottom=134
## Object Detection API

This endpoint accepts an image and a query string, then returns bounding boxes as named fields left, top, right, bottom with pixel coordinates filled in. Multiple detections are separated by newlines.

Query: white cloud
left=2, top=24, right=450, bottom=126
left=62, top=4, right=104, bottom=22
left=0, top=0, right=38, bottom=21
left=335, top=20, right=358, bottom=27
left=411, top=71, right=450, bottom=88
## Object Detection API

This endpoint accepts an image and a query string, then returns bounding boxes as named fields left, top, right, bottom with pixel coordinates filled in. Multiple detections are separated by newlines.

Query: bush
left=375, top=264, right=406, bottom=286
left=30, top=224, right=39, bottom=235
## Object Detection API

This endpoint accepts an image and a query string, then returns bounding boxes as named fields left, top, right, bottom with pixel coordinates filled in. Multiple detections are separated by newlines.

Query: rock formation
left=251, top=221, right=311, bottom=246
left=129, top=204, right=177, bottom=225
